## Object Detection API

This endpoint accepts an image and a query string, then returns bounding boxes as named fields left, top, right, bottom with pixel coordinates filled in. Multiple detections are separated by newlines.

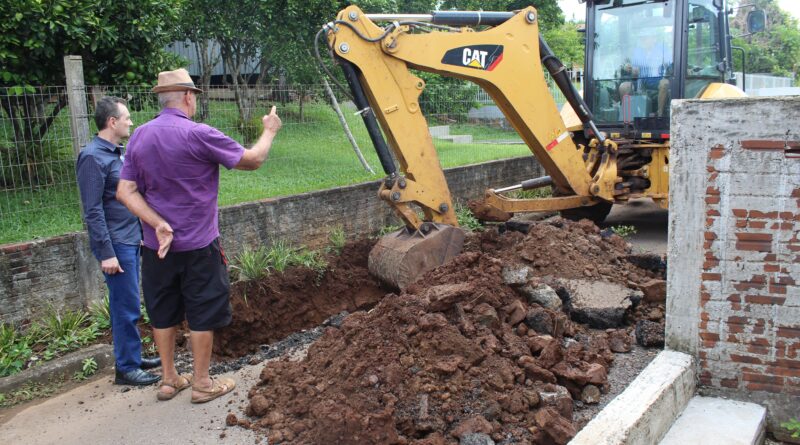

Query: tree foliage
left=0, top=0, right=184, bottom=186
left=1, top=0, right=184, bottom=88
left=730, top=0, right=800, bottom=80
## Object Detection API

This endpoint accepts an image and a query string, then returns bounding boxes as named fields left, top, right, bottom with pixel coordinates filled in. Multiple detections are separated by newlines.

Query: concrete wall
left=668, top=96, right=800, bottom=439
left=0, top=157, right=542, bottom=326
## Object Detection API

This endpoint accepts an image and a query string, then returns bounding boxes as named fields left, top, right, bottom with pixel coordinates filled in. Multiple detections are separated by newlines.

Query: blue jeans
left=104, top=243, right=142, bottom=372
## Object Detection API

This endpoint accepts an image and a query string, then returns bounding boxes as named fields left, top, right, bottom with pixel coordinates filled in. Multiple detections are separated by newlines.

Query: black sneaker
left=115, top=369, right=160, bottom=386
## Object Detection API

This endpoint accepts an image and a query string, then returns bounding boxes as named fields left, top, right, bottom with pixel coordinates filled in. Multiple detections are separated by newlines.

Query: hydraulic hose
left=337, top=57, right=398, bottom=176
left=539, top=36, right=605, bottom=144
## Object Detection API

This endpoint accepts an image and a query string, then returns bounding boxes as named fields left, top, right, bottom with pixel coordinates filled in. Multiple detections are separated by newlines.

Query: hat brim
left=152, top=84, right=203, bottom=93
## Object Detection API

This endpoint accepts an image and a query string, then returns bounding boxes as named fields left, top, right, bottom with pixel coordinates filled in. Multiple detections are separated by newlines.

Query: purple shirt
left=120, top=108, right=244, bottom=252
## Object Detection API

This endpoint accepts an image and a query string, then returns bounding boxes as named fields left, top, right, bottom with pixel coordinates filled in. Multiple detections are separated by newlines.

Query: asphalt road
left=0, top=199, right=669, bottom=444
left=602, top=198, right=669, bottom=256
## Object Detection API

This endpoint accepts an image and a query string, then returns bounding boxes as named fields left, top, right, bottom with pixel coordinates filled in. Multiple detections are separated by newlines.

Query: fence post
left=64, top=55, right=91, bottom=157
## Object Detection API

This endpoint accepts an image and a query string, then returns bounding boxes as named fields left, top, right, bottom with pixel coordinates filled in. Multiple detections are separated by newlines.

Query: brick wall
left=668, top=96, right=800, bottom=439
left=0, top=157, right=542, bottom=326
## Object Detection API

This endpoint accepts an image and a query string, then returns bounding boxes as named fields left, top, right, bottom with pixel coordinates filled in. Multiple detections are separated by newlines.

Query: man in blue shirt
left=76, top=96, right=161, bottom=386
left=618, top=27, right=673, bottom=118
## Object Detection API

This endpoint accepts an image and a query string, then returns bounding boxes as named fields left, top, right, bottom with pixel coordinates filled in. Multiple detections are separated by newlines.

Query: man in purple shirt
left=117, top=68, right=282, bottom=403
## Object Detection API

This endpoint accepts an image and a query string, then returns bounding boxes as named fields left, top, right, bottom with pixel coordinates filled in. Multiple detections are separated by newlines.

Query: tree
left=730, top=0, right=800, bottom=80
left=0, top=0, right=184, bottom=184
left=177, top=0, right=222, bottom=121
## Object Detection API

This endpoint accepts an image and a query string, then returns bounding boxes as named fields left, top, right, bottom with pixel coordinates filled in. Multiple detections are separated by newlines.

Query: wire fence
left=0, top=81, right=558, bottom=245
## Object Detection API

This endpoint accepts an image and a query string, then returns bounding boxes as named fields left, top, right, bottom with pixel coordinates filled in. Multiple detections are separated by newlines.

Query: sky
left=557, top=0, right=800, bottom=22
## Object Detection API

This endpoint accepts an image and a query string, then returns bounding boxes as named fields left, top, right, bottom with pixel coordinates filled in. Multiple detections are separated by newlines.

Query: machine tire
left=560, top=201, right=613, bottom=224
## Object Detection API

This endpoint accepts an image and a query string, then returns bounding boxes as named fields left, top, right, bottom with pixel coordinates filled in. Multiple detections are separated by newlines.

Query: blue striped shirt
left=76, top=136, right=142, bottom=261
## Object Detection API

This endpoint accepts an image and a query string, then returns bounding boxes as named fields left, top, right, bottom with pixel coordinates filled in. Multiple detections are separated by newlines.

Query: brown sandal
left=190, top=377, right=236, bottom=404
left=156, top=374, right=193, bottom=401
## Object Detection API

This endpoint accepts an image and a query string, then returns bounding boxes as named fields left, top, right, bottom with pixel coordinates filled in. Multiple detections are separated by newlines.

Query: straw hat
left=152, top=68, right=203, bottom=93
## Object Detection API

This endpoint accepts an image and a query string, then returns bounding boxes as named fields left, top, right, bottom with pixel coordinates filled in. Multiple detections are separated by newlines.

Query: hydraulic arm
left=322, top=6, right=618, bottom=288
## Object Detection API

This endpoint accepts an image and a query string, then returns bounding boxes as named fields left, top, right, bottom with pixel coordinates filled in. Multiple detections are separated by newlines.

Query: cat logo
left=441, top=45, right=504, bottom=71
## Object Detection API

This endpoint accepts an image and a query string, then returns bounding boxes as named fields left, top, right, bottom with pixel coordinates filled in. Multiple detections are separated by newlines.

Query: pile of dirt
left=229, top=218, right=665, bottom=444
left=214, top=239, right=389, bottom=357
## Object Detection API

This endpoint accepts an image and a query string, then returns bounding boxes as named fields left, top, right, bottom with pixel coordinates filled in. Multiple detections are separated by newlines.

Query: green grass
left=1, top=100, right=531, bottom=244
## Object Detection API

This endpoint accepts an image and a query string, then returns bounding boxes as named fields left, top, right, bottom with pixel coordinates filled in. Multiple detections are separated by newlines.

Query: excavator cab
left=583, top=0, right=738, bottom=140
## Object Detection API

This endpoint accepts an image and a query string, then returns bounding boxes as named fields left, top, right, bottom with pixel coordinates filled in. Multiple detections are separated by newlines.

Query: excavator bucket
left=368, top=223, right=465, bottom=290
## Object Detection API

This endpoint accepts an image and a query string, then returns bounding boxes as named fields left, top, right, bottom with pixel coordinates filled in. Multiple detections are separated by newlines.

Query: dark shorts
left=142, top=239, right=232, bottom=331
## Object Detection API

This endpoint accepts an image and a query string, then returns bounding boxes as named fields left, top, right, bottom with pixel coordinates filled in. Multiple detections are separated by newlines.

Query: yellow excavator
left=318, top=2, right=758, bottom=289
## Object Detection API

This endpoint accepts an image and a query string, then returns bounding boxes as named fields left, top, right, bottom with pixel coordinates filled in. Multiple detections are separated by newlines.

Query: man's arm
left=116, top=179, right=174, bottom=258
left=76, top=155, right=123, bottom=274
left=235, top=106, right=282, bottom=171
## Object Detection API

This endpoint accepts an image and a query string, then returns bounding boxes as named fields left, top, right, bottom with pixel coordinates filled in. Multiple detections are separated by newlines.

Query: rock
left=451, top=415, right=493, bottom=439
left=562, top=279, right=637, bottom=329
left=473, top=303, right=499, bottom=328
left=498, top=392, right=527, bottom=414
left=608, top=329, right=632, bottom=353
left=518, top=356, right=557, bottom=383
left=424, top=283, right=474, bottom=312
left=647, top=307, right=664, bottom=321
left=640, top=279, right=667, bottom=303
left=519, top=283, right=563, bottom=311
left=526, top=334, right=555, bottom=353
left=537, top=340, right=563, bottom=369
left=537, top=384, right=573, bottom=419
left=581, top=385, right=601, bottom=404
left=524, top=308, right=554, bottom=335
left=551, top=361, right=607, bottom=386
left=635, top=320, right=665, bottom=347
left=502, top=300, right=527, bottom=326
left=502, top=265, right=531, bottom=286
left=460, top=433, right=495, bottom=445
left=433, top=356, right=463, bottom=375
left=534, top=407, right=577, bottom=445
left=523, top=388, right=541, bottom=407
left=225, top=413, right=238, bottom=426
left=419, top=313, right=449, bottom=330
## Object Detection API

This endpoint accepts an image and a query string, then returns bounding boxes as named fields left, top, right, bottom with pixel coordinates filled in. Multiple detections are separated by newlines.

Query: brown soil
left=214, top=239, right=390, bottom=358
left=226, top=218, right=665, bottom=445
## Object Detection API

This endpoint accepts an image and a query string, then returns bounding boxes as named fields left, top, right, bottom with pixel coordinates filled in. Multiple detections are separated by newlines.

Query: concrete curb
left=569, top=350, right=696, bottom=445
left=0, top=344, right=114, bottom=394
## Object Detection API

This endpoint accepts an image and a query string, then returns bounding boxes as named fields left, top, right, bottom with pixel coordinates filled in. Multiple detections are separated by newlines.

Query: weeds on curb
left=1, top=305, right=103, bottom=378
left=0, top=379, right=64, bottom=408
left=782, top=418, right=800, bottom=439
left=73, top=357, right=98, bottom=381
left=0, top=323, right=33, bottom=377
